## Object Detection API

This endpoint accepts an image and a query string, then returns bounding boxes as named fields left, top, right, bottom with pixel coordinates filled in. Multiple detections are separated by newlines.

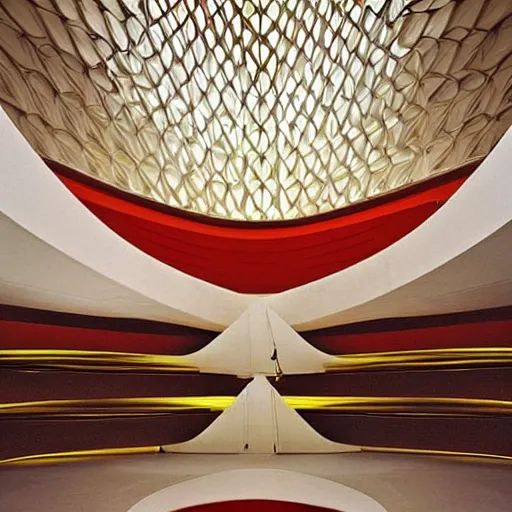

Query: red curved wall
left=301, top=307, right=512, bottom=354
left=177, top=501, right=336, bottom=512
left=0, top=305, right=217, bottom=353
left=52, top=161, right=476, bottom=293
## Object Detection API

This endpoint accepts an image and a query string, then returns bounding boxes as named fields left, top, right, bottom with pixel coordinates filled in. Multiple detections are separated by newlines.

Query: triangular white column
left=163, top=376, right=358, bottom=454
left=189, top=302, right=335, bottom=376
left=190, top=302, right=274, bottom=377
left=266, top=308, right=333, bottom=374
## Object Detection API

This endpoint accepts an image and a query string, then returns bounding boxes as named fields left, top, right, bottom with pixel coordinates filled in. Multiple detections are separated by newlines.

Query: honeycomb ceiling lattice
left=0, top=0, right=510, bottom=220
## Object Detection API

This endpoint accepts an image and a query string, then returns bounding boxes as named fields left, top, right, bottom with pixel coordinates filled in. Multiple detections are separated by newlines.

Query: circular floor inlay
left=128, top=468, right=386, bottom=512
left=175, top=500, right=338, bottom=512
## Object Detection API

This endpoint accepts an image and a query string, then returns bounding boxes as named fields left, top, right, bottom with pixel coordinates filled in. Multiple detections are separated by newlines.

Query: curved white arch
left=128, top=469, right=386, bottom=512
left=267, top=129, right=512, bottom=330
left=2, top=103, right=510, bottom=333
left=0, top=108, right=252, bottom=330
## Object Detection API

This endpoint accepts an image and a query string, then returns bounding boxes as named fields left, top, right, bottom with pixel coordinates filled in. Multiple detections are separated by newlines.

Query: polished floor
left=0, top=452, right=511, bottom=511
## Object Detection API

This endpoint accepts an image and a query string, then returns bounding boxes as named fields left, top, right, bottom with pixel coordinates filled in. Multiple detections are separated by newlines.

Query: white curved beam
left=2, top=104, right=510, bottom=334
left=0, top=214, right=216, bottom=328
left=128, top=469, right=386, bottom=512
left=0, top=109, right=252, bottom=330
left=267, top=129, right=512, bottom=330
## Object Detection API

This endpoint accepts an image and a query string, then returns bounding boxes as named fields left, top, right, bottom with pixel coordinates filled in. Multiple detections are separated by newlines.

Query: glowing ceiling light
left=0, top=0, right=510, bottom=219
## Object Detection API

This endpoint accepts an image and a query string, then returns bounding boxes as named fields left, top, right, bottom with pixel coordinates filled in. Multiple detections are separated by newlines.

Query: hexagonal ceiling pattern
left=0, top=0, right=510, bottom=220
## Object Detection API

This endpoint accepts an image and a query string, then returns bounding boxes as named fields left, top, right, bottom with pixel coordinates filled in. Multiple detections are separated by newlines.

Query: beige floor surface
left=0, top=452, right=511, bottom=511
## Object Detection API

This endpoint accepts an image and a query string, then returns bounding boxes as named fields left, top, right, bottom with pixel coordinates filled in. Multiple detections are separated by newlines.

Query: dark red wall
left=300, top=307, right=512, bottom=354
left=52, top=160, right=476, bottom=293
left=0, top=304, right=218, bottom=353
left=177, top=501, right=336, bottom=512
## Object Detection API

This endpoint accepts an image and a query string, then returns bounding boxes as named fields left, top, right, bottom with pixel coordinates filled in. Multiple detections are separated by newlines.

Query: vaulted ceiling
left=0, top=0, right=510, bottom=219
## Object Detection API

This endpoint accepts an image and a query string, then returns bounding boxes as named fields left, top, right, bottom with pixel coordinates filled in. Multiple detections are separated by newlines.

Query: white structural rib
left=267, top=129, right=512, bottom=331
left=0, top=108, right=251, bottom=330
left=164, top=376, right=357, bottom=453
left=190, top=301, right=332, bottom=376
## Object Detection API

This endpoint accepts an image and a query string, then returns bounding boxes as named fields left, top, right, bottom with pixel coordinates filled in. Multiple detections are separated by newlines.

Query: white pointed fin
left=164, top=377, right=359, bottom=454
left=266, top=308, right=334, bottom=374
left=189, top=302, right=275, bottom=376
left=164, top=388, right=247, bottom=453
left=268, top=378, right=359, bottom=453
left=163, top=376, right=274, bottom=453
left=189, top=305, right=253, bottom=376
left=189, top=303, right=334, bottom=376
